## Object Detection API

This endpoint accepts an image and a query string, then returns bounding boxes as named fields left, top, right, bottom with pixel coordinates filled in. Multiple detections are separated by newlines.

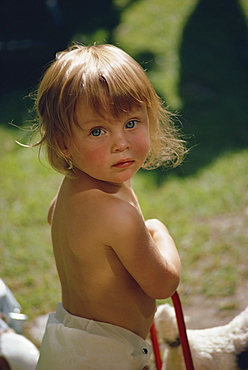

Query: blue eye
left=90, top=128, right=104, bottom=136
left=126, top=120, right=137, bottom=129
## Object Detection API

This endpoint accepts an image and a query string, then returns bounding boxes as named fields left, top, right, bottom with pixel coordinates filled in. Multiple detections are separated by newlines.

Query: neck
left=70, top=169, right=133, bottom=193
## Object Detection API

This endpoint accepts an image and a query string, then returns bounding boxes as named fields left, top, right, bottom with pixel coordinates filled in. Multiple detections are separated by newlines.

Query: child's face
left=64, top=102, right=150, bottom=184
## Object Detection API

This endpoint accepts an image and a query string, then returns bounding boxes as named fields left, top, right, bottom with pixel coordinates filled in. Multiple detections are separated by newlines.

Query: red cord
left=150, top=322, right=162, bottom=370
left=149, top=291, right=195, bottom=370
left=171, top=292, right=195, bottom=370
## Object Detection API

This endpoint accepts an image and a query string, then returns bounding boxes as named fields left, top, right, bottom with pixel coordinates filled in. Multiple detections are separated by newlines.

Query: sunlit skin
left=64, top=103, right=151, bottom=184
left=49, top=102, right=181, bottom=340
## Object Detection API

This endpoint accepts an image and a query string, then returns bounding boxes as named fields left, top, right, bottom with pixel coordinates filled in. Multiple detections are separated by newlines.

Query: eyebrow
left=78, top=108, right=146, bottom=128
left=75, top=116, right=103, bottom=129
left=82, top=119, right=103, bottom=126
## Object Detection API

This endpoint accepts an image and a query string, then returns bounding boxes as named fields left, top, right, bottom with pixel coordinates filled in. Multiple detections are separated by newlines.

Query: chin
left=111, top=171, right=138, bottom=184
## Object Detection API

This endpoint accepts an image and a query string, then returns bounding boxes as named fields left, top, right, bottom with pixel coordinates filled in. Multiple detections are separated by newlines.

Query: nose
left=112, top=131, right=130, bottom=152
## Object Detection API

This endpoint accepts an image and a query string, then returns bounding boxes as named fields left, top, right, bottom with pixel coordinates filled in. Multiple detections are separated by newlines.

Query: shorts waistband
left=54, top=303, right=152, bottom=355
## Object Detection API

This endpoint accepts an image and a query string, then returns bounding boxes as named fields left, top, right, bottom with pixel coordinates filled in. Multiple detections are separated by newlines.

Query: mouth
left=112, top=159, right=135, bottom=169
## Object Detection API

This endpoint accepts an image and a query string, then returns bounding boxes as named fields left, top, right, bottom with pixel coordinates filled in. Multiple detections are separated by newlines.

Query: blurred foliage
left=0, top=0, right=121, bottom=126
left=0, top=0, right=120, bottom=90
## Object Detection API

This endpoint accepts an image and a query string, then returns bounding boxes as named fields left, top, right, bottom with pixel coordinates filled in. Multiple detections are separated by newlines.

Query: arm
left=145, top=218, right=181, bottom=275
left=102, top=201, right=181, bottom=300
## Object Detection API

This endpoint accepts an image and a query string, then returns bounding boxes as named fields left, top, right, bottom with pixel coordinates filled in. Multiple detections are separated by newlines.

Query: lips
left=112, top=159, right=134, bottom=169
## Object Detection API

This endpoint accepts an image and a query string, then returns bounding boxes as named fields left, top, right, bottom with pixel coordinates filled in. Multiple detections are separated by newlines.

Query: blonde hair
left=34, top=43, right=186, bottom=176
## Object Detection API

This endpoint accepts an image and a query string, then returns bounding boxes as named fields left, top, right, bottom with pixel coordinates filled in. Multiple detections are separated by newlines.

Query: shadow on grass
left=125, top=0, right=248, bottom=183
left=177, top=0, right=248, bottom=176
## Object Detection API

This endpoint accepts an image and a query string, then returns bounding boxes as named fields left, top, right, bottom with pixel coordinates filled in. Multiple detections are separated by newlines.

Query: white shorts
left=36, top=303, right=152, bottom=369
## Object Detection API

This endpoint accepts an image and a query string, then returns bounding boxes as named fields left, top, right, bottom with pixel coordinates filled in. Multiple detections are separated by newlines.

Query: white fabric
left=36, top=303, right=152, bottom=369
left=0, top=332, right=39, bottom=370
left=0, top=279, right=21, bottom=314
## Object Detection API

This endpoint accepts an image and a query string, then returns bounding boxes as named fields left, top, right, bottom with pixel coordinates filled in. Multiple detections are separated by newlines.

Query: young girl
left=35, top=44, right=185, bottom=369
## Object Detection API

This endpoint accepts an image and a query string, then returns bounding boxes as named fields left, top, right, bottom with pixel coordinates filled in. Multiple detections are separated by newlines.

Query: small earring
left=67, top=159, right=74, bottom=170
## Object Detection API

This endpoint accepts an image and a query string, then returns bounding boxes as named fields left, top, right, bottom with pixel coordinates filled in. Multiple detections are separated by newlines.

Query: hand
left=145, top=218, right=181, bottom=297
left=145, top=218, right=169, bottom=238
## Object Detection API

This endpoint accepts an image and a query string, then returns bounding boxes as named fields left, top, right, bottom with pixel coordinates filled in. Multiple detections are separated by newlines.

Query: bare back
left=51, top=173, right=156, bottom=339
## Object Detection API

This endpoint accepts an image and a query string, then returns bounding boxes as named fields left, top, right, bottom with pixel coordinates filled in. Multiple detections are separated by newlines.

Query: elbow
left=155, top=275, right=180, bottom=300
left=165, top=272, right=181, bottom=299
left=151, top=265, right=181, bottom=300
left=166, top=262, right=181, bottom=298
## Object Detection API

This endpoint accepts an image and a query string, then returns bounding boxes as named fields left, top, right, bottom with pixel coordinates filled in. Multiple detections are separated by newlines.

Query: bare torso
left=51, top=172, right=156, bottom=339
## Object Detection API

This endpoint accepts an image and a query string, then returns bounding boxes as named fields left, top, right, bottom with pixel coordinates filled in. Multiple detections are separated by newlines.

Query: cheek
left=134, top=132, right=150, bottom=157
left=82, top=145, right=107, bottom=165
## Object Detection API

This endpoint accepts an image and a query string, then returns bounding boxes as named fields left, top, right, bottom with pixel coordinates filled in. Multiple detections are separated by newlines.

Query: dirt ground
left=181, top=278, right=248, bottom=330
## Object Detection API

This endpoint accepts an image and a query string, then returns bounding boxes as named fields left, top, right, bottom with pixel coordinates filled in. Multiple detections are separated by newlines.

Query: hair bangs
left=78, top=53, right=152, bottom=119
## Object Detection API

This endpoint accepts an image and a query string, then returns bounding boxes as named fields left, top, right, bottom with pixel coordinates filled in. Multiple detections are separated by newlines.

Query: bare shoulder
left=60, top=185, right=179, bottom=299
left=63, top=187, right=145, bottom=252
left=66, top=187, right=141, bottom=230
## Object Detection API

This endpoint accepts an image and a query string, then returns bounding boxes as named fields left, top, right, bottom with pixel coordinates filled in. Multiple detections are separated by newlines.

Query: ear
left=58, top=135, right=72, bottom=158
left=62, top=145, right=71, bottom=158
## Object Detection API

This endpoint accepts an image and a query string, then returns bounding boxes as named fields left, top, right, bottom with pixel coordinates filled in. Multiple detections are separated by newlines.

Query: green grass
left=114, top=0, right=198, bottom=108
left=1, top=126, right=247, bottom=320
left=0, top=126, right=62, bottom=318
left=133, top=150, right=248, bottom=305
